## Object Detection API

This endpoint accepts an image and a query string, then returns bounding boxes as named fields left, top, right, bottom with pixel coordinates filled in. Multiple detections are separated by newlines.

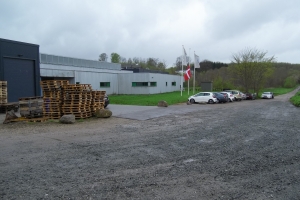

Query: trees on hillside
left=230, top=48, right=275, bottom=94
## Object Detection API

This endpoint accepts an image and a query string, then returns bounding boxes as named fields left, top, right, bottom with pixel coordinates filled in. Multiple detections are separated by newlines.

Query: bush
left=290, top=92, right=300, bottom=107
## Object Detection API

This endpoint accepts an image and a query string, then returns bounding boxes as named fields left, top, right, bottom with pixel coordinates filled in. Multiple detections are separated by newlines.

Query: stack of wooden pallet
left=61, top=84, right=93, bottom=119
left=0, top=81, right=7, bottom=104
left=19, top=96, right=43, bottom=118
left=41, top=81, right=107, bottom=119
left=41, top=80, right=69, bottom=119
left=91, top=90, right=106, bottom=114
left=0, top=81, right=8, bottom=113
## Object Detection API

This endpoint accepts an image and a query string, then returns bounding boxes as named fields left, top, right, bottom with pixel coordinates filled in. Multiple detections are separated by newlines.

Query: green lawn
left=109, top=91, right=195, bottom=106
left=108, top=86, right=299, bottom=106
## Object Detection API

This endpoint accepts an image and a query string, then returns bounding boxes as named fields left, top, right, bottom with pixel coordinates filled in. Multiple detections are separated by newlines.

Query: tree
left=284, top=76, right=298, bottom=88
left=157, top=61, right=166, bottom=70
left=120, top=57, right=127, bottom=63
left=230, top=47, right=275, bottom=94
left=175, top=57, right=182, bottom=70
left=99, top=53, right=107, bottom=61
left=175, top=56, right=191, bottom=70
left=132, top=57, right=140, bottom=64
left=111, top=53, right=121, bottom=63
left=128, top=58, right=133, bottom=65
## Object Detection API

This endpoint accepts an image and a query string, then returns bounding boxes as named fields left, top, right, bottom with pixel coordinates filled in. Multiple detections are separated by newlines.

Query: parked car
left=220, top=91, right=235, bottom=102
left=104, top=94, right=109, bottom=108
left=261, top=92, right=274, bottom=99
left=240, top=92, right=246, bottom=100
left=245, top=92, right=256, bottom=100
left=224, top=90, right=243, bottom=101
left=188, top=92, right=218, bottom=104
left=214, top=92, right=227, bottom=103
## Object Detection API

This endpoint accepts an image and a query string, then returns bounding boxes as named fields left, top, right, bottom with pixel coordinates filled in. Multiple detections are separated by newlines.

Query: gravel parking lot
left=0, top=89, right=300, bottom=199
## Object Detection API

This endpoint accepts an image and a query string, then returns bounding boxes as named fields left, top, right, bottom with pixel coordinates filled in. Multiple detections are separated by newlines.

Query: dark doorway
left=3, top=58, right=35, bottom=102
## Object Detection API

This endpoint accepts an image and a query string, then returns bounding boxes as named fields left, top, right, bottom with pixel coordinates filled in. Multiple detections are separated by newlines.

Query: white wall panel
left=40, top=63, right=181, bottom=95
left=118, top=73, right=181, bottom=94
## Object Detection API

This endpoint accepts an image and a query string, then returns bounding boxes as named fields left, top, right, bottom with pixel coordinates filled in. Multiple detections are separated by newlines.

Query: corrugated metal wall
left=117, top=73, right=181, bottom=94
left=40, top=53, right=121, bottom=70
left=40, top=63, right=132, bottom=94
left=39, top=54, right=181, bottom=95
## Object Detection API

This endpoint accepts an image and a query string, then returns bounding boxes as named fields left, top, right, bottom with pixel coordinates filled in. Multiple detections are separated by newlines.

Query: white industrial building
left=40, top=53, right=181, bottom=95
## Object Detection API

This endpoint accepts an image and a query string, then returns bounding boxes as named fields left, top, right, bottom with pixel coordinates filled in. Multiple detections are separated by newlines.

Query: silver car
left=188, top=92, right=218, bottom=104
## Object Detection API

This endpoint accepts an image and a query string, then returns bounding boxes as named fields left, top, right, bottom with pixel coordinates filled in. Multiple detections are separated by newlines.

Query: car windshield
left=263, top=92, right=271, bottom=94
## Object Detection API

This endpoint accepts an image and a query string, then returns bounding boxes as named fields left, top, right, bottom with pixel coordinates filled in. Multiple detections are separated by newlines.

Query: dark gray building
left=0, top=38, right=40, bottom=102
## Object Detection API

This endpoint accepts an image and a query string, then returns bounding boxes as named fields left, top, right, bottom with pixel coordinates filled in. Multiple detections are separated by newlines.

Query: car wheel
left=272, top=95, right=274, bottom=99
left=190, top=99, right=195, bottom=103
left=208, top=99, right=214, bottom=104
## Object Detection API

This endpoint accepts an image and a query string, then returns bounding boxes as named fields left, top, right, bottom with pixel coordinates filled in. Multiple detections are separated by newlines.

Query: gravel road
left=0, top=89, right=300, bottom=199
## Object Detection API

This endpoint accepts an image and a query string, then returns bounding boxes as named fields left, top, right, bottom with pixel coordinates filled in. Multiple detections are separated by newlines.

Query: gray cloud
left=1, top=0, right=300, bottom=66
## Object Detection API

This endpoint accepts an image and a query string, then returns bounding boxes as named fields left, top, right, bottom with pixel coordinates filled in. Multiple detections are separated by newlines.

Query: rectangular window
left=172, top=82, right=176, bottom=86
left=150, top=82, right=157, bottom=87
left=132, top=82, right=148, bottom=87
left=76, top=82, right=80, bottom=84
left=166, top=82, right=167, bottom=86
left=100, top=82, right=110, bottom=87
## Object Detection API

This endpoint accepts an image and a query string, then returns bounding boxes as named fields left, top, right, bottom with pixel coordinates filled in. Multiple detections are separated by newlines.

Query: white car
left=240, top=92, right=246, bottom=100
left=220, top=91, right=235, bottom=102
left=188, top=92, right=218, bottom=104
left=261, top=92, right=274, bottom=99
left=224, top=90, right=243, bottom=101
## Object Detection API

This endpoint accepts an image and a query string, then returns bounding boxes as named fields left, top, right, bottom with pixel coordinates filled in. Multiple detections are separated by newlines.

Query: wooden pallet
left=40, top=80, right=69, bottom=87
left=27, top=117, right=48, bottom=122
left=0, top=81, right=7, bottom=86
left=0, top=100, right=8, bottom=104
left=62, top=84, right=92, bottom=92
left=62, top=101, right=91, bottom=105
left=62, top=111, right=92, bottom=119
left=40, top=80, right=69, bottom=92
left=43, top=91, right=62, bottom=98
left=19, top=96, right=43, bottom=101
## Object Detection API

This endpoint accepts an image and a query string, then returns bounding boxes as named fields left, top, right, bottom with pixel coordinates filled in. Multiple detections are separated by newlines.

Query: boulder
left=158, top=100, right=168, bottom=107
left=59, top=114, right=76, bottom=124
left=3, top=110, right=18, bottom=124
left=95, top=109, right=112, bottom=118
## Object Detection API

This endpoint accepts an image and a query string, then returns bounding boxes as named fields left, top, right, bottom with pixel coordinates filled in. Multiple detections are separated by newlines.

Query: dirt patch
left=0, top=89, right=300, bottom=199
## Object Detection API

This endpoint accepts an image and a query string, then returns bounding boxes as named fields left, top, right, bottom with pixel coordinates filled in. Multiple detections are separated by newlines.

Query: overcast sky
left=1, top=0, right=299, bottom=67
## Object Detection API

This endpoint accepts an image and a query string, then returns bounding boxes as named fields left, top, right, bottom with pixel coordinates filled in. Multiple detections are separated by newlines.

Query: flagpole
left=188, top=48, right=191, bottom=95
left=181, top=45, right=183, bottom=96
left=193, top=51, right=195, bottom=94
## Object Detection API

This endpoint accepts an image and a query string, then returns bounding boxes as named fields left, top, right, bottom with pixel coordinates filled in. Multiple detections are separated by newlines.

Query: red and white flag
left=184, top=63, right=191, bottom=81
